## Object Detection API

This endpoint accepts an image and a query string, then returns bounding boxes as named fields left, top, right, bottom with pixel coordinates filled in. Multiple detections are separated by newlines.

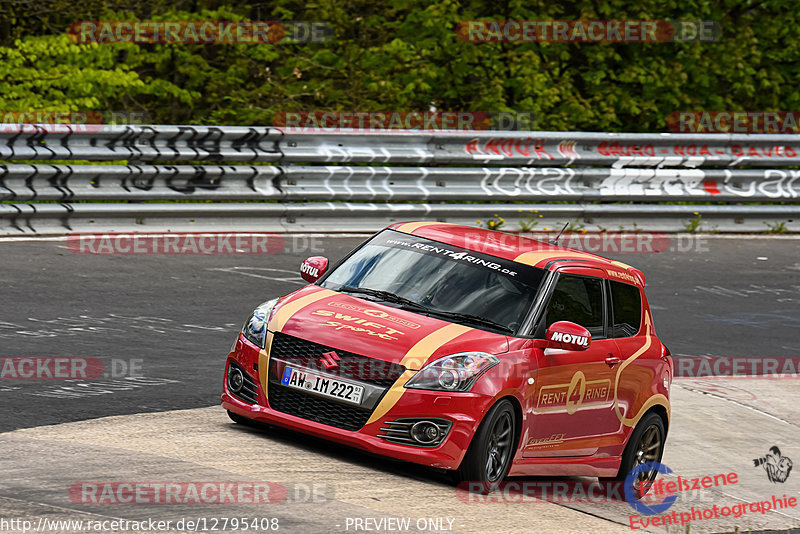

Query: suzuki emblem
left=320, top=351, right=340, bottom=370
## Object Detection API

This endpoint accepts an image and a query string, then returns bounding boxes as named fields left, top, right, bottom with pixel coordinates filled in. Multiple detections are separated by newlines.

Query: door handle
left=605, top=356, right=621, bottom=367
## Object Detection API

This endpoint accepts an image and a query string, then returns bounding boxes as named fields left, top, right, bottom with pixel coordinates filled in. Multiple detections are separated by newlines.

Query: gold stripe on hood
left=366, top=323, right=472, bottom=425
left=261, top=288, right=337, bottom=399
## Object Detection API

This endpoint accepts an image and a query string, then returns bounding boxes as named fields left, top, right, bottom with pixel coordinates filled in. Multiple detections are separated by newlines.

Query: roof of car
left=388, top=221, right=645, bottom=285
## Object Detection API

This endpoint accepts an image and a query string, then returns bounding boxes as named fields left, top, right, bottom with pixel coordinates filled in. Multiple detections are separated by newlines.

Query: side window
left=609, top=281, right=642, bottom=337
left=545, top=274, right=605, bottom=337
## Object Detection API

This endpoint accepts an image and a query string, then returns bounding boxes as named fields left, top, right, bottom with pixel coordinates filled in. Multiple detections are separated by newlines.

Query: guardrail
left=1, top=124, right=798, bottom=234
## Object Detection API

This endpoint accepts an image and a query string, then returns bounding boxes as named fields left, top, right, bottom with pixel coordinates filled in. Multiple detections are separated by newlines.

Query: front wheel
left=454, top=399, right=517, bottom=493
left=227, top=409, right=260, bottom=427
left=601, top=412, right=665, bottom=499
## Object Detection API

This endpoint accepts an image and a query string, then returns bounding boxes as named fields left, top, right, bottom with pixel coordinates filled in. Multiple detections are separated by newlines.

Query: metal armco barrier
left=0, top=124, right=798, bottom=234
left=3, top=165, right=799, bottom=202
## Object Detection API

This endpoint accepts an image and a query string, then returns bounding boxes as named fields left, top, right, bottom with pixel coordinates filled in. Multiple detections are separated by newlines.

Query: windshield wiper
left=336, top=286, right=429, bottom=311
left=337, top=286, right=513, bottom=334
left=419, top=309, right=514, bottom=334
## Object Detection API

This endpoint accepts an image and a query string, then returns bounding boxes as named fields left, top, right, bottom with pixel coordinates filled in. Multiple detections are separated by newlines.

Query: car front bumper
left=221, top=334, right=494, bottom=471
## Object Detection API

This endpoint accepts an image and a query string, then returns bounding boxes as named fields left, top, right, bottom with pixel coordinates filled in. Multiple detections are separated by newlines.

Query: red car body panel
left=275, top=287, right=510, bottom=369
left=222, top=221, right=671, bottom=478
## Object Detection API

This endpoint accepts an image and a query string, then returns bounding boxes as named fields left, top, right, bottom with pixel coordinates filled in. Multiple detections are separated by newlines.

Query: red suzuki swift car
left=222, top=222, right=672, bottom=491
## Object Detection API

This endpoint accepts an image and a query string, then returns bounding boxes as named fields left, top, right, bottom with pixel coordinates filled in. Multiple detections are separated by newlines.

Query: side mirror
left=544, top=321, right=591, bottom=351
left=300, top=256, right=328, bottom=283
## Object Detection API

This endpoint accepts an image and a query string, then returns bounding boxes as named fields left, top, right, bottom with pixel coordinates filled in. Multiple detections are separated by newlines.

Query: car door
left=523, top=268, right=622, bottom=458
left=607, top=279, right=664, bottom=437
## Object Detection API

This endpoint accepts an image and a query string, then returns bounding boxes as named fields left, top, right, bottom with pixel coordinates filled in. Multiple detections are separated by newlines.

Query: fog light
left=229, top=367, right=244, bottom=393
left=411, top=421, right=441, bottom=445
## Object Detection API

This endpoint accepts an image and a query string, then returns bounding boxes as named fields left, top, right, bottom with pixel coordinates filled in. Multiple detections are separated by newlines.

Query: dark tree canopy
left=0, top=0, right=796, bottom=131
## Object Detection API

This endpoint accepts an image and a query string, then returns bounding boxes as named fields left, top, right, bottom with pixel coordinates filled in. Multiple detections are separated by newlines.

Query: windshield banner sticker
left=383, top=237, right=520, bottom=277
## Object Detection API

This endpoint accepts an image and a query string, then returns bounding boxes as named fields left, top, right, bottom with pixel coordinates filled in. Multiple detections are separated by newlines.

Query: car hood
left=268, top=286, right=510, bottom=370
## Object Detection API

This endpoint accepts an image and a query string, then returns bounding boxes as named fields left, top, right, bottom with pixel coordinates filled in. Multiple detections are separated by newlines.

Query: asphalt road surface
left=0, top=234, right=798, bottom=433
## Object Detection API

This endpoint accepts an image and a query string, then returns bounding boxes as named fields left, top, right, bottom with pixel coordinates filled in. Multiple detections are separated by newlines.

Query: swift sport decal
left=309, top=304, right=421, bottom=341
left=327, top=301, right=422, bottom=329
left=312, top=310, right=405, bottom=341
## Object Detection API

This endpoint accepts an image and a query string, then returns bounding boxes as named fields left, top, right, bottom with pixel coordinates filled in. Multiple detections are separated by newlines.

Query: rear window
left=610, top=281, right=642, bottom=337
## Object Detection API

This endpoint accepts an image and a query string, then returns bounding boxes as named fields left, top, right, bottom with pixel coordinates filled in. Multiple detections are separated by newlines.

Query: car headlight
left=241, top=298, right=279, bottom=348
left=404, top=352, right=499, bottom=392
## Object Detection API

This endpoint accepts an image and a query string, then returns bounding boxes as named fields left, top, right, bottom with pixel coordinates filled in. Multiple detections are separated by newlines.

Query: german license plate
left=281, top=367, right=364, bottom=406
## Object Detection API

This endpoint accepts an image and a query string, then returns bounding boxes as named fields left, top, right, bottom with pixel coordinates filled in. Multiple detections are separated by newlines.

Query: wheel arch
left=495, top=394, right=524, bottom=455
left=646, top=403, right=670, bottom=437
left=458, top=393, right=525, bottom=470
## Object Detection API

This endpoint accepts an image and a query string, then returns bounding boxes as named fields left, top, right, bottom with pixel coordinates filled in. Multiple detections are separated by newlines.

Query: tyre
left=601, top=412, right=665, bottom=499
left=227, top=409, right=259, bottom=427
left=454, top=399, right=517, bottom=493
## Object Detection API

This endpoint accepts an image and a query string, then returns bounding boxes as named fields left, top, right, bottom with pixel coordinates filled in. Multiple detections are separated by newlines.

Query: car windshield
left=319, top=229, right=546, bottom=335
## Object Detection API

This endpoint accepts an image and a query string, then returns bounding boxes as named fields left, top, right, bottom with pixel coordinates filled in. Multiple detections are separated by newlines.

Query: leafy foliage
left=0, top=0, right=798, bottom=130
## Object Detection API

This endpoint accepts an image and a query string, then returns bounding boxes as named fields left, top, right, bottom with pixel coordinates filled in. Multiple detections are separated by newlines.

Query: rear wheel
left=454, top=399, right=517, bottom=493
left=601, top=412, right=665, bottom=499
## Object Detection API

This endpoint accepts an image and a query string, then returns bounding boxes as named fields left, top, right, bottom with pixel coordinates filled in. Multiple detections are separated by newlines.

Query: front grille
left=227, top=361, right=258, bottom=404
left=270, top=332, right=405, bottom=387
left=268, top=385, right=372, bottom=431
